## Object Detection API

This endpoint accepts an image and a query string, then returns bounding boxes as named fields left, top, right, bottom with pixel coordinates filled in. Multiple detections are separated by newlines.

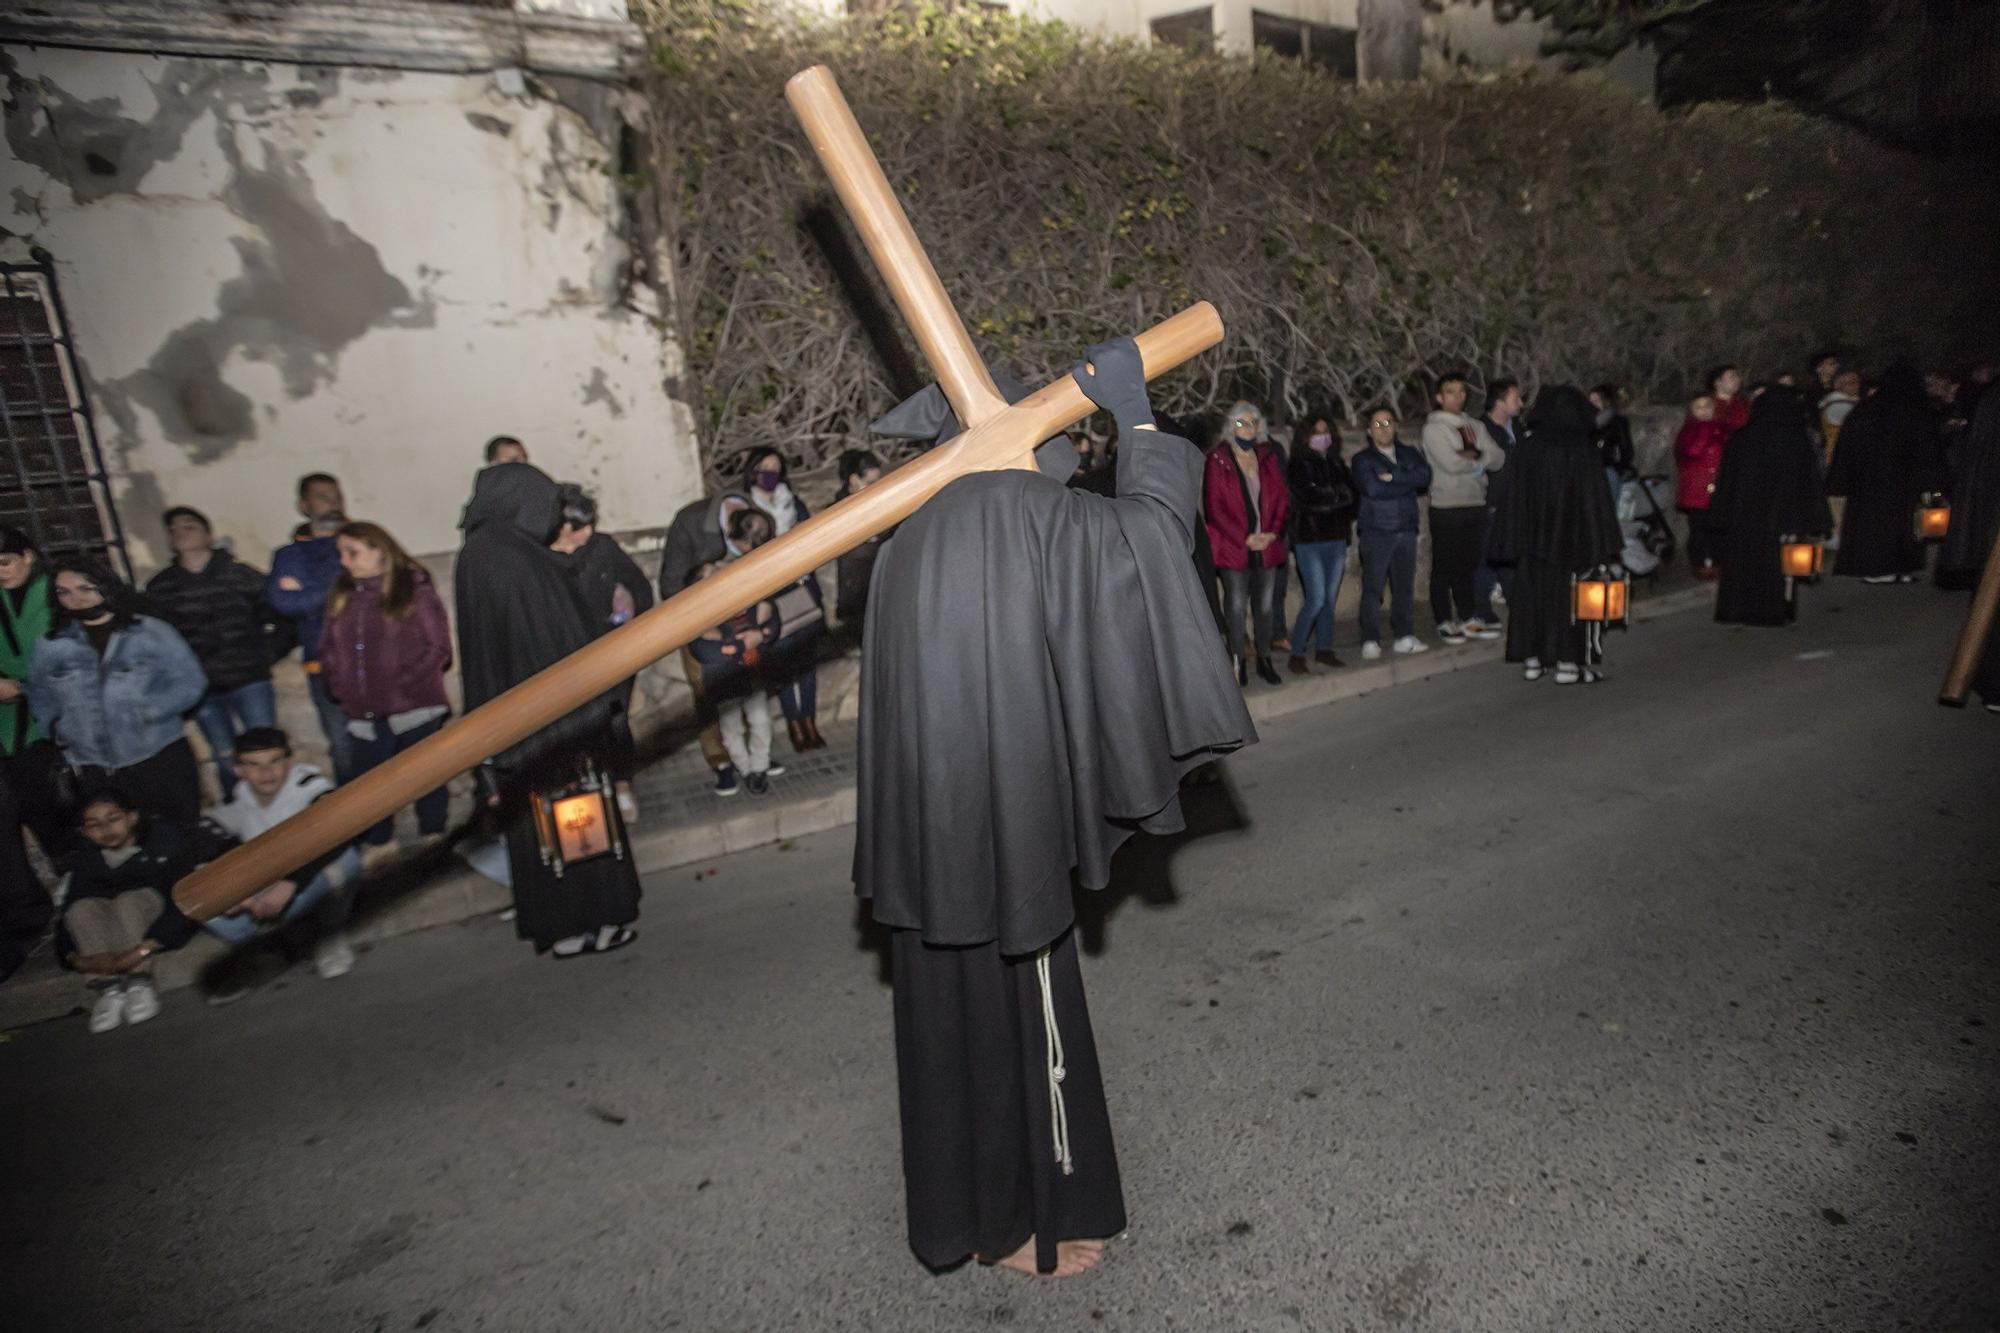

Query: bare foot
left=982, top=1235, right=1107, bottom=1279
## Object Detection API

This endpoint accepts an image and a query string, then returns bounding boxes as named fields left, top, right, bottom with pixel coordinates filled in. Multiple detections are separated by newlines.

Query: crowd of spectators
left=2, top=347, right=1993, bottom=1025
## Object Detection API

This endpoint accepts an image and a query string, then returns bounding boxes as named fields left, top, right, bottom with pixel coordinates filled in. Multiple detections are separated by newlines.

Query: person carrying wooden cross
left=854, top=337, right=1257, bottom=1277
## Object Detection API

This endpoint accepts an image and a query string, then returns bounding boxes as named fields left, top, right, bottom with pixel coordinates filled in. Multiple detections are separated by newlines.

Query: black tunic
left=1711, top=389, right=1836, bottom=627
left=456, top=464, right=641, bottom=950
left=1941, top=392, right=2000, bottom=704
left=855, top=402, right=1254, bottom=1272
left=1488, top=386, right=1623, bottom=667
left=1826, top=364, right=1949, bottom=578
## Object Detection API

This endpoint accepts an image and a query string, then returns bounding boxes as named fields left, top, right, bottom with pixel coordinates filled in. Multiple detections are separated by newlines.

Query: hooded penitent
left=1709, top=388, right=1835, bottom=627
left=1826, top=361, right=1949, bottom=578
left=455, top=461, right=639, bottom=951
left=1489, top=385, right=1623, bottom=667
left=855, top=369, right=1255, bottom=1276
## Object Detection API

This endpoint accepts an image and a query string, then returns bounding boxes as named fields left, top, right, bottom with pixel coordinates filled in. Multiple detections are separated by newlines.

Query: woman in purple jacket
left=319, top=521, right=454, bottom=848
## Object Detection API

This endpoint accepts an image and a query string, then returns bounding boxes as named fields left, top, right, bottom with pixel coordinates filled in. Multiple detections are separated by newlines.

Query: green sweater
left=1, top=573, right=51, bottom=754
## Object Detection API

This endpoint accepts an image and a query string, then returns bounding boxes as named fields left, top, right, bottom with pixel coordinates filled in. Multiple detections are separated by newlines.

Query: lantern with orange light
left=1780, top=535, right=1825, bottom=580
left=1570, top=567, right=1630, bottom=627
left=530, top=762, right=628, bottom=879
left=1915, top=493, right=1950, bottom=543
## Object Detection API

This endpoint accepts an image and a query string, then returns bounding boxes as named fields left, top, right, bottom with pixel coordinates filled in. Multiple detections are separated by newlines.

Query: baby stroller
left=1616, top=473, right=1677, bottom=578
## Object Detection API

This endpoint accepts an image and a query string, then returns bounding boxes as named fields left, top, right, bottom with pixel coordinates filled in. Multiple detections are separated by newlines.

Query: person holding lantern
left=1709, top=386, right=1836, bottom=627
left=1826, top=361, right=1949, bottom=584
left=1488, top=385, right=1623, bottom=684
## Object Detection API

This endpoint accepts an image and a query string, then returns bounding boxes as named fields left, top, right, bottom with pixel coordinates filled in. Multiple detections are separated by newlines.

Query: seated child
left=201, top=725, right=363, bottom=980
left=59, top=787, right=207, bottom=1034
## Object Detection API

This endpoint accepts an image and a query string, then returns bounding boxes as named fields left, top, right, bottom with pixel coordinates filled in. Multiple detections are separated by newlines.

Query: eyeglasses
left=1369, top=420, right=1396, bottom=429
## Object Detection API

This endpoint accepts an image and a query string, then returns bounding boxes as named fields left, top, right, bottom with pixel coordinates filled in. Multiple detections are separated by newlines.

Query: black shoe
left=1235, top=655, right=1249, bottom=687
left=1255, top=656, right=1283, bottom=686
left=744, top=771, right=771, bottom=797
left=713, top=764, right=740, bottom=797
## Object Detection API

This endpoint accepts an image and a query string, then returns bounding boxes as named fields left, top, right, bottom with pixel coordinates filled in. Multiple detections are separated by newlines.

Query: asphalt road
left=5, top=583, right=1997, bottom=1333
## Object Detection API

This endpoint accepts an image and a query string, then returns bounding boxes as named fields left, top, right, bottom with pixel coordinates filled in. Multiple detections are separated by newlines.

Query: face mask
left=754, top=472, right=781, bottom=494
left=1308, top=433, right=1333, bottom=453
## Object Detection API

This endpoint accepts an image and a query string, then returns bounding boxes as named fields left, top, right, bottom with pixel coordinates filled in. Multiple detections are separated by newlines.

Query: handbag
left=772, top=580, right=823, bottom=636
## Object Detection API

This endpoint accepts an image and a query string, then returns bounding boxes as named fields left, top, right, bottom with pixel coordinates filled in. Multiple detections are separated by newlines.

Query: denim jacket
left=27, top=615, right=208, bottom=770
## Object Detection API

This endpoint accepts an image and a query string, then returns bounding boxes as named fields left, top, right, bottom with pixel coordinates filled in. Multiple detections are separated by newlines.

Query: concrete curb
left=0, top=581, right=1712, bottom=1033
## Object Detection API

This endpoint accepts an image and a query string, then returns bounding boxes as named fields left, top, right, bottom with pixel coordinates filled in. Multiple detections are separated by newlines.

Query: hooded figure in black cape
left=1710, top=387, right=1835, bottom=627
left=456, top=463, right=641, bottom=954
left=1487, top=385, right=1622, bottom=677
left=1940, top=391, right=2000, bottom=706
left=1826, top=362, right=1949, bottom=579
left=855, top=340, right=1255, bottom=1276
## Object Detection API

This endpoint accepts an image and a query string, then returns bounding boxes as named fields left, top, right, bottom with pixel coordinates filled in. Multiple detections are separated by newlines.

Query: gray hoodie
left=1420, top=409, right=1506, bottom=509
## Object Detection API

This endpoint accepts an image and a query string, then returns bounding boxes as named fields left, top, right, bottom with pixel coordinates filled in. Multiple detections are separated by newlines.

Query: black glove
left=1071, top=337, right=1153, bottom=434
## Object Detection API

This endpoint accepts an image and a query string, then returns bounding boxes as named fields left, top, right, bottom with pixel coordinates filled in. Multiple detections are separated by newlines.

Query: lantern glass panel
left=553, top=792, right=612, bottom=862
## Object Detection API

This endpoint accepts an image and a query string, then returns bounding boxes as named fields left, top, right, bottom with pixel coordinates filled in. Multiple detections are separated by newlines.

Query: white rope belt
left=1036, top=947, right=1075, bottom=1177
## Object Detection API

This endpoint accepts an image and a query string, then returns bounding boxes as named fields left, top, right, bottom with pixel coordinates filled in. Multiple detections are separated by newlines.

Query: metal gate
left=0, top=247, right=130, bottom=580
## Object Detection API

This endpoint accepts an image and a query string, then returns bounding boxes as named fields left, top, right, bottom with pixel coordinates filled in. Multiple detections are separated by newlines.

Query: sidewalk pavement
left=0, top=581, right=1713, bottom=1033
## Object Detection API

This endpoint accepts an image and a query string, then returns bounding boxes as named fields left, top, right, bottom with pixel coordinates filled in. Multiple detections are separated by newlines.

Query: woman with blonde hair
left=319, top=521, right=454, bottom=849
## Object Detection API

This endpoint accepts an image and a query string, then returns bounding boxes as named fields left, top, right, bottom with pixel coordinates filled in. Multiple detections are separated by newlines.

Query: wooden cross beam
left=172, top=66, right=1224, bottom=921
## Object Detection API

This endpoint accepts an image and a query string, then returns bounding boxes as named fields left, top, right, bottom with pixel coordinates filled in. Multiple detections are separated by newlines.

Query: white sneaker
left=315, top=933, right=356, bottom=979
left=88, top=984, right=126, bottom=1034
left=1462, top=619, right=1501, bottom=641
left=616, top=789, right=640, bottom=824
left=1360, top=640, right=1383, bottom=661
left=1438, top=621, right=1467, bottom=645
left=123, top=978, right=161, bottom=1025
left=1553, top=662, right=1581, bottom=685
left=1392, top=636, right=1429, bottom=654
left=1523, top=657, right=1544, bottom=682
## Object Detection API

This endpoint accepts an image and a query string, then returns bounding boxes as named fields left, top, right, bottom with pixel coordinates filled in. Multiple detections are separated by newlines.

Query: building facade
left=0, top=0, right=703, bottom=575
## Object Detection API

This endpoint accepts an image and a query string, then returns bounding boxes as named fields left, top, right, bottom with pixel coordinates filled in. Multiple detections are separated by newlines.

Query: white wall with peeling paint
left=1, top=45, right=702, bottom=571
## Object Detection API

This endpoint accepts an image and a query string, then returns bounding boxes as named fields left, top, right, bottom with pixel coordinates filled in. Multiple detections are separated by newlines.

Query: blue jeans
left=1290, top=540, right=1348, bottom=652
left=348, top=714, right=450, bottom=845
left=307, top=670, right=355, bottom=784
left=1357, top=528, right=1418, bottom=644
left=202, top=847, right=361, bottom=946
left=193, top=678, right=277, bottom=796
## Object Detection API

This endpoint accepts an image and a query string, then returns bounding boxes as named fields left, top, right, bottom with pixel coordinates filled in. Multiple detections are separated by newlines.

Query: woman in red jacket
left=320, top=521, right=454, bottom=849
left=1203, top=401, right=1291, bottom=686
left=1674, top=394, right=1731, bottom=579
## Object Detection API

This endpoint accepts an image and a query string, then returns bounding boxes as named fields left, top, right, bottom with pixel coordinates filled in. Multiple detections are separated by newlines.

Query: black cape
left=1941, top=391, right=2000, bottom=703
left=853, top=416, right=1256, bottom=956
left=455, top=463, right=639, bottom=948
left=1488, top=386, right=1622, bottom=666
left=1826, top=363, right=1948, bottom=577
left=1711, top=388, right=1835, bottom=627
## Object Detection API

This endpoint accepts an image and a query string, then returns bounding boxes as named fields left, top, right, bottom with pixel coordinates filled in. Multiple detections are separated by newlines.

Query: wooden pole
left=1939, top=527, right=2000, bottom=707
left=172, top=67, right=1225, bottom=920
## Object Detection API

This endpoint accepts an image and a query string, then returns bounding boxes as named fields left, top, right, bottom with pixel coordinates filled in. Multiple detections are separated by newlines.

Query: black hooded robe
left=1941, top=391, right=2000, bottom=704
left=456, top=464, right=641, bottom=950
left=1711, top=389, right=1836, bottom=627
left=1488, top=386, right=1623, bottom=669
left=1826, top=365, right=1949, bottom=578
left=855, top=398, right=1255, bottom=1274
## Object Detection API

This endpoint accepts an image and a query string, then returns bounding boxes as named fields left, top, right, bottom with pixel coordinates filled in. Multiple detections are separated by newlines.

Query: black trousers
left=2, top=739, right=79, bottom=859
left=892, top=927, right=1126, bottom=1273
left=1428, top=506, right=1488, bottom=624
left=0, top=757, right=51, bottom=983
left=1219, top=565, right=1278, bottom=658
left=77, top=736, right=201, bottom=825
left=1679, top=506, right=1715, bottom=569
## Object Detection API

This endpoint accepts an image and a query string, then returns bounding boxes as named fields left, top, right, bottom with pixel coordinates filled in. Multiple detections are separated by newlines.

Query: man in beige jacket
left=1420, top=371, right=1507, bottom=644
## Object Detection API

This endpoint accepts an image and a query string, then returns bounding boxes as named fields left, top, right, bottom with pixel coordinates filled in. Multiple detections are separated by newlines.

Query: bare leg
left=981, top=1235, right=1107, bottom=1279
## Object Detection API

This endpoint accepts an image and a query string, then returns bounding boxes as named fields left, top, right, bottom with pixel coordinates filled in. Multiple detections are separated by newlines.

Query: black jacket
left=1593, top=414, right=1636, bottom=476
left=1285, top=448, right=1358, bottom=545
left=656, top=490, right=749, bottom=599
left=144, top=549, right=283, bottom=693
left=567, top=531, right=655, bottom=632
left=58, top=819, right=218, bottom=958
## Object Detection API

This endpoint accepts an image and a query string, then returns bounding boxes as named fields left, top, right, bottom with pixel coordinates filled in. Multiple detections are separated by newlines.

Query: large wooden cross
left=173, top=67, right=1224, bottom=919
